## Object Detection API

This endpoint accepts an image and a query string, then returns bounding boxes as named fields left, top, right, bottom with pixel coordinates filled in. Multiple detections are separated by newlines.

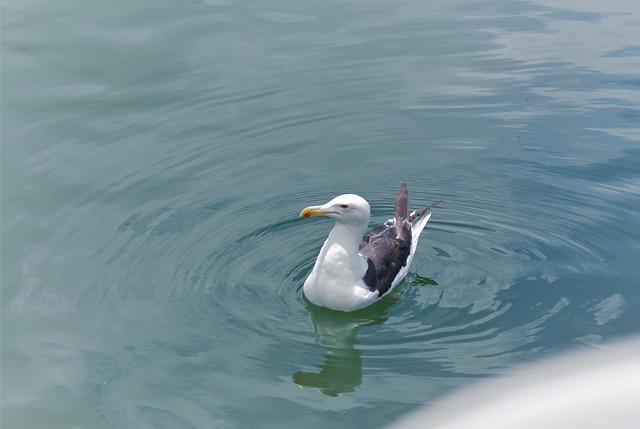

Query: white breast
left=303, top=242, right=375, bottom=311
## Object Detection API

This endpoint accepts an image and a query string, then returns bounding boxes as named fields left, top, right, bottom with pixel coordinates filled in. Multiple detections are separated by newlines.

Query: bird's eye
left=340, top=204, right=349, bottom=209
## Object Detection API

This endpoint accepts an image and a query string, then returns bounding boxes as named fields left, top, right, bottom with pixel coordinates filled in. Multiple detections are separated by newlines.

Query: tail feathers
left=409, top=211, right=432, bottom=259
left=395, top=182, right=442, bottom=241
left=409, top=199, right=443, bottom=223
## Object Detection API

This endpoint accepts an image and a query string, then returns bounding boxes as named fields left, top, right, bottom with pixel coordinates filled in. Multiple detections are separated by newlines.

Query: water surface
left=2, top=0, right=640, bottom=428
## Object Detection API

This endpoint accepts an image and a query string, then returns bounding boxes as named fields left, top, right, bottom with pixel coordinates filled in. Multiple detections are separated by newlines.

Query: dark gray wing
left=359, top=182, right=412, bottom=296
left=360, top=183, right=443, bottom=296
left=360, top=230, right=410, bottom=296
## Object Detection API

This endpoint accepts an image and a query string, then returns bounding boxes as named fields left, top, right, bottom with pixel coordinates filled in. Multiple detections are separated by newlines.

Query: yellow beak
left=300, top=206, right=331, bottom=218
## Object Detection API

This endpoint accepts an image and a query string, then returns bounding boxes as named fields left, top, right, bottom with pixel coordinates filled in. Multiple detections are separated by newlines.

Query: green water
left=2, top=0, right=640, bottom=428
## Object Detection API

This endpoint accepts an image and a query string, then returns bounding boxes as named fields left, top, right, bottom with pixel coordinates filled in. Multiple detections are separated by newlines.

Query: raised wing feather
left=359, top=182, right=412, bottom=296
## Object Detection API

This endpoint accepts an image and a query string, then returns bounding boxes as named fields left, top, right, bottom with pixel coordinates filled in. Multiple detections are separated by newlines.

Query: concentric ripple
left=4, top=0, right=640, bottom=427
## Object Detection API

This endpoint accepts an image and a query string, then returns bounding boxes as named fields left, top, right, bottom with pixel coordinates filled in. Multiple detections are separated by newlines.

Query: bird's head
left=300, top=194, right=371, bottom=226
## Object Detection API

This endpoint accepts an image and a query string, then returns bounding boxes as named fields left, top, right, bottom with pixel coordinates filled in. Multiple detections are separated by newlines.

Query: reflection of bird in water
left=293, top=299, right=392, bottom=396
left=300, top=181, right=441, bottom=312
left=292, top=344, right=362, bottom=397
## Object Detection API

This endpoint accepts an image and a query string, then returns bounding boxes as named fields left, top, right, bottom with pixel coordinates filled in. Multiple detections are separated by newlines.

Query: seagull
left=300, top=181, right=441, bottom=312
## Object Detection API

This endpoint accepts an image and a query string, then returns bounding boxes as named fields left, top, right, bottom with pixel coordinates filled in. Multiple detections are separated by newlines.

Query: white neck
left=311, top=221, right=368, bottom=286
left=326, top=222, right=367, bottom=255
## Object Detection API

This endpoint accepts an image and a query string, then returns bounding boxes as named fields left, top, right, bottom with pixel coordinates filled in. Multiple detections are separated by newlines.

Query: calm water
left=2, top=0, right=640, bottom=428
